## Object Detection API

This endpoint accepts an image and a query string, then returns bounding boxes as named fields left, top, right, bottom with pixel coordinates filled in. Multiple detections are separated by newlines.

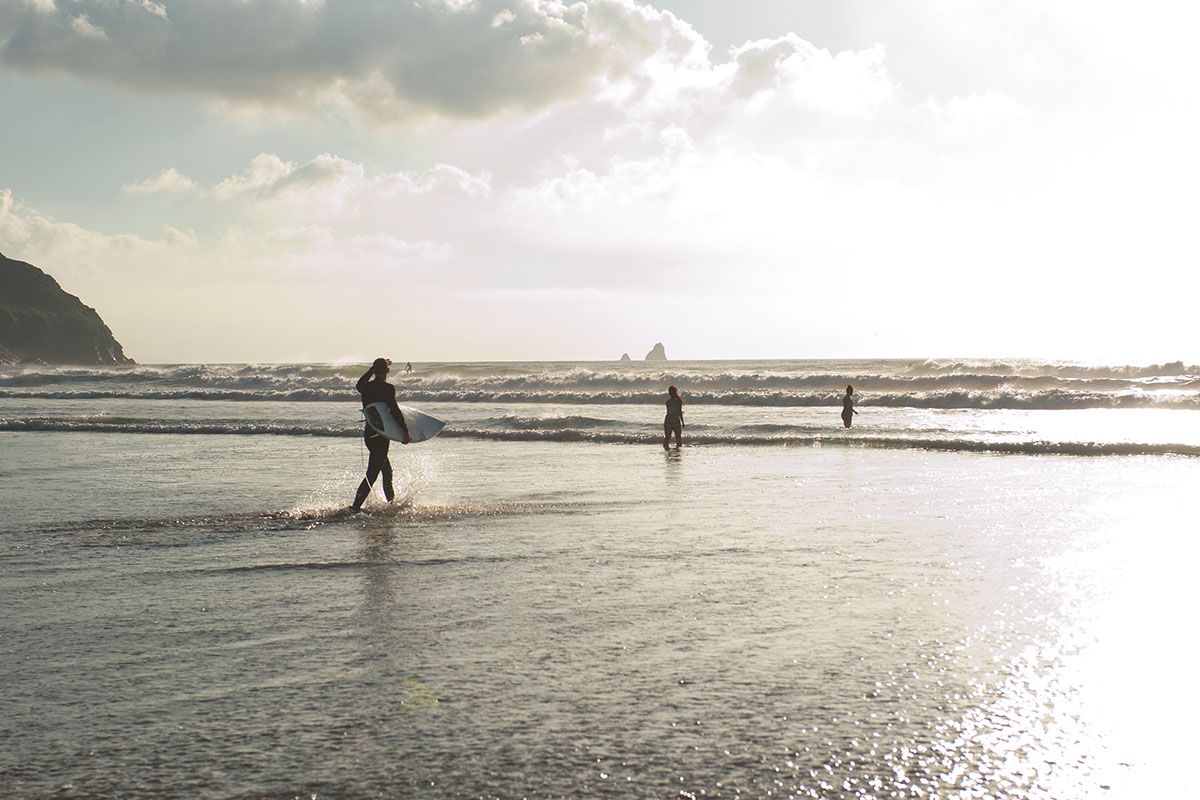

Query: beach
left=2, top=360, right=1199, bottom=798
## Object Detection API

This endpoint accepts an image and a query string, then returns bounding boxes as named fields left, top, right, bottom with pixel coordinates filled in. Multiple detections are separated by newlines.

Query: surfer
left=841, top=384, right=858, bottom=429
left=664, top=385, right=684, bottom=448
left=404, top=362, right=412, bottom=373
left=351, top=358, right=410, bottom=511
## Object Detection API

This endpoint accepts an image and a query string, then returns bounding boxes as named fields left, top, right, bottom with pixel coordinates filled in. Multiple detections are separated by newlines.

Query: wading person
left=351, top=358, right=410, bottom=511
left=841, top=384, right=858, bottom=429
left=664, top=385, right=684, bottom=448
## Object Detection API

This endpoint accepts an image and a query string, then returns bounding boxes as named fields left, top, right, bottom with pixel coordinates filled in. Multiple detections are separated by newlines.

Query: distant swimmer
left=664, top=385, right=684, bottom=448
left=841, top=384, right=858, bottom=429
left=351, top=358, right=410, bottom=512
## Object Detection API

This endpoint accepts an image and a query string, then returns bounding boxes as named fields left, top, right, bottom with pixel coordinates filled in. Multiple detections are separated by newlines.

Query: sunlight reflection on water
left=2, top=437, right=1198, bottom=798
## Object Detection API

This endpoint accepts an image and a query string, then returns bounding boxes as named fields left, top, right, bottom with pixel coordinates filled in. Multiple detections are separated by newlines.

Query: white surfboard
left=363, top=401, right=445, bottom=443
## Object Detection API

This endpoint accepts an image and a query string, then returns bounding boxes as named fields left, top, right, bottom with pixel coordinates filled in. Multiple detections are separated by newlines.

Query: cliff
left=0, top=252, right=134, bottom=365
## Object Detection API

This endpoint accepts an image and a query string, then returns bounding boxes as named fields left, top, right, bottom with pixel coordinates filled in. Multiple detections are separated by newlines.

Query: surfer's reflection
left=664, top=445, right=682, bottom=479
left=351, top=358, right=411, bottom=512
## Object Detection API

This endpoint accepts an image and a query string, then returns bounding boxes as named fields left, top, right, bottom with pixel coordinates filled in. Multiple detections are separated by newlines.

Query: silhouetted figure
left=841, top=384, right=858, bottom=429
left=351, top=358, right=410, bottom=511
left=404, top=362, right=412, bottom=373
left=664, top=385, right=684, bottom=448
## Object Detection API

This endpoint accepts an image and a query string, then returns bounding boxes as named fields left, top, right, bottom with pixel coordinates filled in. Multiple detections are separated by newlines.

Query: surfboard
left=363, top=402, right=445, bottom=443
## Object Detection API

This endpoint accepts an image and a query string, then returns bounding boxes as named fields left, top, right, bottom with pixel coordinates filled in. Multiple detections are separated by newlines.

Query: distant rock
left=0, top=252, right=134, bottom=365
left=644, top=342, right=667, bottom=361
left=618, top=353, right=631, bottom=362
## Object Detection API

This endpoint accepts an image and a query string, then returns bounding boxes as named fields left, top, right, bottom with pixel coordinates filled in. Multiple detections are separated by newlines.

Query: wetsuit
left=664, top=395, right=683, bottom=446
left=841, top=393, right=855, bottom=428
left=352, top=373, right=406, bottom=508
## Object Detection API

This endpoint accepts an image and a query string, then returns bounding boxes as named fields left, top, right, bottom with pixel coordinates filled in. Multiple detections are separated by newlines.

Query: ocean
left=2, top=359, right=1198, bottom=798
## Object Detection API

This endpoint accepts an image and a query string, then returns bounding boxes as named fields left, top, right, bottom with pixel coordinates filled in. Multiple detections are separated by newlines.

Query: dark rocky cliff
left=0, top=252, right=134, bottom=365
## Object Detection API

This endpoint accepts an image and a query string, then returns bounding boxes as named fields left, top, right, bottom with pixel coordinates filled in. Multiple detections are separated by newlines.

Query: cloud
left=0, top=0, right=894, bottom=126
left=68, top=13, right=108, bottom=40
left=729, top=38, right=892, bottom=115
left=0, top=0, right=637, bottom=119
left=123, top=167, right=197, bottom=194
left=0, top=187, right=191, bottom=264
left=260, top=226, right=454, bottom=274
left=209, top=153, right=491, bottom=225
left=926, top=91, right=1030, bottom=127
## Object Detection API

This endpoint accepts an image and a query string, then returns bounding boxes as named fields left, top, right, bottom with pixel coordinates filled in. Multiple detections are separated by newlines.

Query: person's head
left=846, top=384, right=854, bottom=395
left=668, top=385, right=679, bottom=398
left=372, top=357, right=391, bottom=378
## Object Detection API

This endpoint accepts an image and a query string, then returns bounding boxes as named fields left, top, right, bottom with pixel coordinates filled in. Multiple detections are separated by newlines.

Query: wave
left=440, top=428, right=1200, bottom=456
left=3, top=387, right=1198, bottom=410
left=0, top=418, right=359, bottom=437
left=3, top=360, right=1197, bottom=396
left=907, top=359, right=1199, bottom=379
left=0, top=389, right=350, bottom=402
left=5, top=416, right=1197, bottom=457
left=478, top=414, right=617, bottom=430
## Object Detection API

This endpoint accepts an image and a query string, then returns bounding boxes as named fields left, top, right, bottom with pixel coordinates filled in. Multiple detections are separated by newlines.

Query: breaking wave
left=3, top=387, right=1197, bottom=410
left=2, top=359, right=1198, bottom=410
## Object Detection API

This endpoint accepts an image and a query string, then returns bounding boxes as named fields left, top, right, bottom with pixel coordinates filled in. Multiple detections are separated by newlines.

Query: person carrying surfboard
left=351, top=358, right=410, bottom=511
left=664, top=385, right=684, bottom=448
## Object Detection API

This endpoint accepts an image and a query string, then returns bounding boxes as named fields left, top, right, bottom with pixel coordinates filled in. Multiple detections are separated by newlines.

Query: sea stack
left=0, top=252, right=134, bottom=365
left=645, top=342, right=667, bottom=361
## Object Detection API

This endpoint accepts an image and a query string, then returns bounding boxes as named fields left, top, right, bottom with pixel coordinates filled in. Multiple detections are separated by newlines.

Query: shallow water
left=3, top=429, right=1198, bottom=798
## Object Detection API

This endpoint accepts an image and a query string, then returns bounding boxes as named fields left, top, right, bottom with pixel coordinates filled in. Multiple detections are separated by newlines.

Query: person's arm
left=356, top=368, right=374, bottom=393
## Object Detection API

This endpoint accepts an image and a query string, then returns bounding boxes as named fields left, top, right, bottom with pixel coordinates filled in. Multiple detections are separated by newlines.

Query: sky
left=1, top=0, right=1197, bottom=364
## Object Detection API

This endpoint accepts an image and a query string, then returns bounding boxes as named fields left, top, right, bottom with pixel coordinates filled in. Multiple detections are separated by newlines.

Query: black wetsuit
left=352, top=374, right=406, bottom=508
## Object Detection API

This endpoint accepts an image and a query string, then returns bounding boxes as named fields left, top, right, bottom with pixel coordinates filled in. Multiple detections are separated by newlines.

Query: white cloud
left=68, top=13, right=107, bottom=40
left=926, top=91, right=1030, bottom=127
left=20, top=0, right=57, bottom=14
left=0, top=187, right=192, bottom=264
left=212, top=153, right=351, bottom=202
left=209, top=153, right=491, bottom=224
left=264, top=225, right=337, bottom=248
left=123, top=167, right=197, bottom=194
left=260, top=227, right=454, bottom=274
left=163, top=225, right=198, bottom=247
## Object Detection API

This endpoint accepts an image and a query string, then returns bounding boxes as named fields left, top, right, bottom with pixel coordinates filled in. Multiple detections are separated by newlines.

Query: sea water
left=2, top=360, right=1199, bottom=798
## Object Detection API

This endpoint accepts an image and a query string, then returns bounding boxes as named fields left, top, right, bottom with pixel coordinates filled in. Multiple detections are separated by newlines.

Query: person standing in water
left=841, top=384, right=858, bottom=429
left=664, top=385, right=684, bottom=448
left=351, top=358, right=410, bottom=512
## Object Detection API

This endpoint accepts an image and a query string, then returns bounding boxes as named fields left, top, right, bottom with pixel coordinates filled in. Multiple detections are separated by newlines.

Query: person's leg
left=379, top=440, right=394, bottom=502
left=672, top=421, right=682, bottom=447
left=663, top=420, right=671, bottom=448
left=352, top=437, right=387, bottom=509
